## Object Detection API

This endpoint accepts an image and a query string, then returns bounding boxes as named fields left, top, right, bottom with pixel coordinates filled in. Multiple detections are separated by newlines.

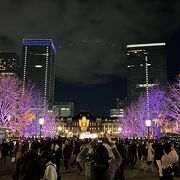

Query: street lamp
left=65, top=129, right=69, bottom=137
left=57, top=126, right=62, bottom=136
left=118, top=127, right=122, bottom=133
left=101, top=132, right=104, bottom=137
left=39, top=118, right=44, bottom=139
left=58, top=126, right=62, bottom=131
left=145, top=119, right=151, bottom=139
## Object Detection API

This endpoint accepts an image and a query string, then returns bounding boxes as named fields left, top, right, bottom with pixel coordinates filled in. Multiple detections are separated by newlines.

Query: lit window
left=35, top=65, right=42, bottom=68
left=136, top=83, right=156, bottom=88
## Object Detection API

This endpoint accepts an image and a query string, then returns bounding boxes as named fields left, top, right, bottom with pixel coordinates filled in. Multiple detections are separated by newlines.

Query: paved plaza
left=0, top=157, right=179, bottom=180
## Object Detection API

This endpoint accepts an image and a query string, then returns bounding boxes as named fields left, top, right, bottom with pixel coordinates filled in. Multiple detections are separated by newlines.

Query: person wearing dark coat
left=115, top=141, right=127, bottom=180
left=53, top=141, right=63, bottom=180
left=63, top=140, right=72, bottom=172
left=1, top=139, right=8, bottom=163
left=12, top=141, right=44, bottom=180
left=153, top=140, right=164, bottom=178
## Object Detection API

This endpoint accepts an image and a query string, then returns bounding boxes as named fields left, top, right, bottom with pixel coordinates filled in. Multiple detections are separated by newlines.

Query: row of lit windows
left=60, top=123, right=119, bottom=127
left=22, top=46, right=28, bottom=94
left=127, top=63, right=152, bottom=68
left=44, top=47, right=49, bottom=105
left=0, top=59, right=15, bottom=61
left=136, top=83, right=156, bottom=88
left=61, top=108, right=70, bottom=111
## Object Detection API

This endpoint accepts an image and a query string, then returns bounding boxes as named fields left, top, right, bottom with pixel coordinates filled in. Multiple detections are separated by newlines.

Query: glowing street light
left=39, top=118, right=44, bottom=139
left=118, top=127, right=122, bottom=132
left=145, top=119, right=151, bottom=139
left=65, top=129, right=69, bottom=134
left=65, top=129, right=69, bottom=137
left=57, top=126, right=62, bottom=131
left=57, top=126, right=62, bottom=136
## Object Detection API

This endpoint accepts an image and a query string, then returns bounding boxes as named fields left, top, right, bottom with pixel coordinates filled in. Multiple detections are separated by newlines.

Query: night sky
left=0, top=0, right=179, bottom=116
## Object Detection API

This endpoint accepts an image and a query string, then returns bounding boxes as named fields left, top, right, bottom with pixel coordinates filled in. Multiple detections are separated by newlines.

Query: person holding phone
left=77, top=138, right=122, bottom=180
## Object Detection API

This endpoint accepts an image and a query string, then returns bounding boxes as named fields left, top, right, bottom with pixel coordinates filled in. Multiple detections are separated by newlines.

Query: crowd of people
left=0, top=136, right=180, bottom=180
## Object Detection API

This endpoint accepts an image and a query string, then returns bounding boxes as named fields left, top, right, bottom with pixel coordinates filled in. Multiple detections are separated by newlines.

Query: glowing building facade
left=57, top=112, right=121, bottom=137
left=22, top=39, right=56, bottom=105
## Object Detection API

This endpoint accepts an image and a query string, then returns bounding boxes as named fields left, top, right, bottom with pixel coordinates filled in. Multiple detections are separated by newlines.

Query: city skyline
left=0, top=1, right=179, bottom=116
left=0, top=38, right=178, bottom=117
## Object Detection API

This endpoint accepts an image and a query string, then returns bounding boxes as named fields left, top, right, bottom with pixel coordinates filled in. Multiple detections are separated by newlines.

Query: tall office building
left=116, top=97, right=127, bottom=109
left=0, top=52, right=20, bottom=76
left=126, top=43, right=167, bottom=105
left=110, top=97, right=127, bottom=118
left=22, top=39, right=56, bottom=105
left=52, top=102, right=74, bottom=117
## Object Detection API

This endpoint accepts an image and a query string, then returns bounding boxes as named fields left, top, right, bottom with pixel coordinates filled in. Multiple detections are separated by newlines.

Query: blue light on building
left=23, top=39, right=56, bottom=55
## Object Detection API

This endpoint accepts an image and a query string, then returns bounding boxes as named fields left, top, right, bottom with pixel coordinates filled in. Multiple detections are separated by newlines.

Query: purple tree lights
left=0, top=76, right=22, bottom=129
left=23, top=111, right=56, bottom=138
left=121, top=104, right=141, bottom=137
left=121, top=84, right=167, bottom=138
left=167, top=79, right=180, bottom=133
left=0, top=76, right=45, bottom=134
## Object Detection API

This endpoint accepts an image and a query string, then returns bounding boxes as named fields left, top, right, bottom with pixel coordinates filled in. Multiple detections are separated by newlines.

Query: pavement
left=0, top=157, right=179, bottom=180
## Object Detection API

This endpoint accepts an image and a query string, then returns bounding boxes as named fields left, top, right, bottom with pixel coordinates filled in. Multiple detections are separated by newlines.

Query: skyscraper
left=0, top=52, right=20, bottom=76
left=110, top=97, right=127, bottom=118
left=22, top=39, right=56, bottom=105
left=116, top=97, right=127, bottom=109
left=126, top=43, right=167, bottom=105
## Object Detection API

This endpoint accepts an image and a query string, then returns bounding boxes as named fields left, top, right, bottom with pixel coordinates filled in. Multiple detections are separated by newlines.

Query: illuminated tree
left=169, top=79, right=180, bottom=120
left=23, top=111, right=56, bottom=138
left=121, top=84, right=167, bottom=137
left=0, top=76, right=22, bottom=129
left=121, top=103, right=140, bottom=137
left=0, top=76, right=45, bottom=133
left=167, top=79, right=180, bottom=132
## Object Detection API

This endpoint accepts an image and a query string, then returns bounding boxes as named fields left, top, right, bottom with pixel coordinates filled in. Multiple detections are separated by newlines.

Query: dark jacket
left=12, top=150, right=44, bottom=180
left=63, top=144, right=72, bottom=159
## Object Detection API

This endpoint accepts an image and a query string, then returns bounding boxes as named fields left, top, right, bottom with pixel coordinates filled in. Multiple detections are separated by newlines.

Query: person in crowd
left=63, top=139, right=72, bottom=172
left=53, top=141, right=62, bottom=180
left=77, top=140, right=86, bottom=174
left=77, top=138, right=122, bottom=180
left=8, top=139, right=14, bottom=156
left=146, top=140, right=154, bottom=170
left=12, top=141, right=44, bottom=180
left=42, top=150, right=58, bottom=180
left=138, top=140, right=146, bottom=161
left=127, top=139, right=137, bottom=167
left=161, top=142, right=179, bottom=180
left=115, top=140, right=127, bottom=180
left=70, top=140, right=81, bottom=168
left=153, top=140, right=164, bottom=178
left=1, top=139, right=8, bottom=163
left=12, top=141, right=23, bottom=161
